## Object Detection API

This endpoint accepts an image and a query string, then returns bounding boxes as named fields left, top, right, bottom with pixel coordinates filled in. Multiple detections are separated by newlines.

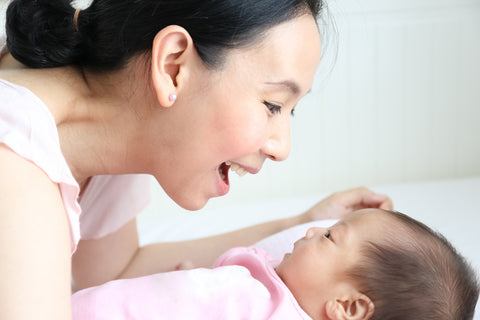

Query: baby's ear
left=325, top=294, right=374, bottom=320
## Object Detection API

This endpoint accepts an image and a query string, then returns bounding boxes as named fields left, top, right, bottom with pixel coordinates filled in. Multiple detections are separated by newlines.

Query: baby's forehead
left=345, top=208, right=394, bottom=224
left=340, top=209, right=404, bottom=237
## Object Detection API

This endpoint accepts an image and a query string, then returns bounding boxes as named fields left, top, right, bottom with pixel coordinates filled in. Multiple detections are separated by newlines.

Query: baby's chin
left=274, top=253, right=291, bottom=278
left=276, top=252, right=291, bottom=267
left=281, top=252, right=291, bottom=261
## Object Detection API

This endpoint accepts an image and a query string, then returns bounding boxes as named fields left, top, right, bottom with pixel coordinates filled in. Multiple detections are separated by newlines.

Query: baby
left=72, top=209, right=479, bottom=320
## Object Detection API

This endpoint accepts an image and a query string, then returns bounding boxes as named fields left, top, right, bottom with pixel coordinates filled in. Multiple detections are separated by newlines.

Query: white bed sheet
left=137, top=177, right=480, bottom=317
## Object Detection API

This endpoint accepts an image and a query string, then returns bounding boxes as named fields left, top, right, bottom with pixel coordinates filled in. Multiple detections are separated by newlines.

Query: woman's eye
left=264, top=101, right=282, bottom=115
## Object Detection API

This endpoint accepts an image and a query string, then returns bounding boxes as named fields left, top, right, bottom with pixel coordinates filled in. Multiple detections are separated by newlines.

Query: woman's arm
left=72, top=186, right=392, bottom=288
left=0, top=145, right=72, bottom=320
left=122, top=186, right=393, bottom=275
left=73, top=215, right=299, bottom=289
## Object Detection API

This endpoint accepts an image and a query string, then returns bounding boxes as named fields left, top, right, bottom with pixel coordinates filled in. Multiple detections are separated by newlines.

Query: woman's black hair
left=6, top=0, right=323, bottom=71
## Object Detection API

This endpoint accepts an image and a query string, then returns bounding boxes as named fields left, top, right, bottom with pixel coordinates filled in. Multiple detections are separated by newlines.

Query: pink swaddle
left=72, top=248, right=311, bottom=320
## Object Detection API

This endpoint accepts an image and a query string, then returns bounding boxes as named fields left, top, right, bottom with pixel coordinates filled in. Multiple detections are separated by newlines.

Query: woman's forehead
left=219, top=14, right=321, bottom=94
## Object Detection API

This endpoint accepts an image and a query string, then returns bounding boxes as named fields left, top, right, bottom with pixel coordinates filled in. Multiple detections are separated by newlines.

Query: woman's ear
left=151, top=25, right=192, bottom=107
left=325, top=294, right=374, bottom=320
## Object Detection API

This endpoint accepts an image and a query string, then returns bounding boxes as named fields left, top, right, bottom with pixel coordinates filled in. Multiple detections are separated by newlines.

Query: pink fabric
left=71, top=247, right=311, bottom=320
left=79, top=174, right=151, bottom=240
left=0, top=78, right=151, bottom=253
left=0, top=78, right=81, bottom=251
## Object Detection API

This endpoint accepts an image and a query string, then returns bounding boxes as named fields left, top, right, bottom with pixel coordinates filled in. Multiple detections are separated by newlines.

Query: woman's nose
left=261, top=118, right=291, bottom=162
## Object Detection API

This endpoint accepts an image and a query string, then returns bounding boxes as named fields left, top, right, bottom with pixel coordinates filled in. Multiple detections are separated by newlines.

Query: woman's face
left=154, top=14, right=322, bottom=210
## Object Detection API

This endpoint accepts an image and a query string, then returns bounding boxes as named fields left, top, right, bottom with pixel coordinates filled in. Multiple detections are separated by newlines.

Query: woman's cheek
left=239, top=123, right=267, bottom=154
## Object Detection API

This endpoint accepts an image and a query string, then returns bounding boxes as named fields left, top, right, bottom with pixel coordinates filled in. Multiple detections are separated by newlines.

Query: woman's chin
left=172, top=193, right=211, bottom=211
left=165, top=180, right=229, bottom=211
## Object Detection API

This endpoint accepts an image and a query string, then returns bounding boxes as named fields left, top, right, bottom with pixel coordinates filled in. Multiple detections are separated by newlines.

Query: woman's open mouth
left=219, top=162, right=231, bottom=185
left=219, top=160, right=250, bottom=185
left=217, top=161, right=256, bottom=195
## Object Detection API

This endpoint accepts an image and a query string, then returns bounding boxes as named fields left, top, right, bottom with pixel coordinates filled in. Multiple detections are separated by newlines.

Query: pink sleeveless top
left=0, top=78, right=151, bottom=253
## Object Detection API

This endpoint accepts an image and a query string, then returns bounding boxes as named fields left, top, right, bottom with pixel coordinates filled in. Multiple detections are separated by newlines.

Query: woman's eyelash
left=264, top=102, right=295, bottom=117
left=264, top=101, right=282, bottom=115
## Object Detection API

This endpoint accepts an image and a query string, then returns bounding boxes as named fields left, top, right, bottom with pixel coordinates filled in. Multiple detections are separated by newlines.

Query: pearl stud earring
left=169, top=93, right=177, bottom=102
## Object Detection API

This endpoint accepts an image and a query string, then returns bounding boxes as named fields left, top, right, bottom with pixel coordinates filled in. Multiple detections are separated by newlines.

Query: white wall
left=0, top=1, right=8, bottom=38
left=296, top=0, right=480, bottom=192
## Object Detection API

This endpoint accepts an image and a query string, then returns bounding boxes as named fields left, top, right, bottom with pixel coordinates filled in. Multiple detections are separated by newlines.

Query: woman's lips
left=215, top=161, right=261, bottom=197
left=226, top=161, right=261, bottom=175
left=216, top=162, right=230, bottom=196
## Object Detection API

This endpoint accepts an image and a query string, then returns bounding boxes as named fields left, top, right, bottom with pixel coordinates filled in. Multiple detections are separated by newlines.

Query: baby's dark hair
left=6, top=0, right=323, bottom=71
left=348, top=210, right=479, bottom=320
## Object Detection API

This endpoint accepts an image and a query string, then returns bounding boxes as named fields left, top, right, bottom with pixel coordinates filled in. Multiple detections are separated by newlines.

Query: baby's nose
left=305, top=227, right=324, bottom=239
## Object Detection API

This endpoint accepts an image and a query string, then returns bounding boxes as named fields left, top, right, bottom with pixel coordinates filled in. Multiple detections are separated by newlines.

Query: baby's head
left=276, top=208, right=479, bottom=320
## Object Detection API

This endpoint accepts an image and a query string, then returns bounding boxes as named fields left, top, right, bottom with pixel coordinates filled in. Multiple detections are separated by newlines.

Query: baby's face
left=275, top=208, right=392, bottom=318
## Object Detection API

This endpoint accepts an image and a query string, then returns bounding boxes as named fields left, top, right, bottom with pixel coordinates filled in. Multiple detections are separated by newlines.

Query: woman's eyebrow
left=264, top=80, right=301, bottom=95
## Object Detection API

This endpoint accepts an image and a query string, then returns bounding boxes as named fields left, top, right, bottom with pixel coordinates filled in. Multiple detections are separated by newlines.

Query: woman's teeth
left=225, top=161, right=247, bottom=177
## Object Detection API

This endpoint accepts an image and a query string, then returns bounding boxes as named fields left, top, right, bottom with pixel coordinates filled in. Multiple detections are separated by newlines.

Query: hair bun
left=6, top=0, right=83, bottom=68
left=5, top=0, right=323, bottom=72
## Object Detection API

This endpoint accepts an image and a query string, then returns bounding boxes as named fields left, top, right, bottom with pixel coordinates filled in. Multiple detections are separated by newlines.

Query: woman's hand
left=299, top=187, right=393, bottom=222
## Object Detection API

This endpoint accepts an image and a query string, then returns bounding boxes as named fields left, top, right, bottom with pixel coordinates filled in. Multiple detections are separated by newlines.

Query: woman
left=0, top=0, right=391, bottom=319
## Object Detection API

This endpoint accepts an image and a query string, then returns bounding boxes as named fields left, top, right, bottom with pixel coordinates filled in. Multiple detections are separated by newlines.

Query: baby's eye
left=264, top=101, right=282, bottom=115
left=324, top=230, right=331, bottom=239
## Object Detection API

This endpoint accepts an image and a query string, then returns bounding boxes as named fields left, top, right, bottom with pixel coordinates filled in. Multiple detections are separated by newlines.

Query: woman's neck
left=59, top=61, right=157, bottom=183
left=0, top=54, right=157, bottom=184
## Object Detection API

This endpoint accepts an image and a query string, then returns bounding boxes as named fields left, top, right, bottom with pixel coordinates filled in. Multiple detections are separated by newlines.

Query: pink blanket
left=72, top=248, right=311, bottom=319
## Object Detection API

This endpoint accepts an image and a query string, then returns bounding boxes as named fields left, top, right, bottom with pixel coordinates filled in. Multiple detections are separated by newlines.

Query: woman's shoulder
left=0, top=76, right=42, bottom=102
left=0, top=143, right=73, bottom=318
left=0, top=78, right=82, bottom=252
left=0, top=144, right=70, bottom=223
left=0, top=77, right=65, bottom=169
